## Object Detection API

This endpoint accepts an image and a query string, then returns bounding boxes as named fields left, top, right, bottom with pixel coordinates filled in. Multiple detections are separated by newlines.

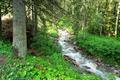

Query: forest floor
left=0, top=31, right=101, bottom=80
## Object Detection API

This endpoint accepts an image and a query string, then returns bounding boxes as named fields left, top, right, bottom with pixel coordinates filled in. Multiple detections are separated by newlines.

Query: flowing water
left=58, top=29, right=120, bottom=80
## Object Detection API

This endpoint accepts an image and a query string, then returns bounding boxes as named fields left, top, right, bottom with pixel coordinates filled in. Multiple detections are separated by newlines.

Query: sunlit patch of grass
left=0, top=53, right=101, bottom=80
left=47, top=26, right=58, bottom=38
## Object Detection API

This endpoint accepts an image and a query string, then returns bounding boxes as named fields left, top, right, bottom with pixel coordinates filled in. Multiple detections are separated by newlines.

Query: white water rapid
left=58, top=29, right=120, bottom=80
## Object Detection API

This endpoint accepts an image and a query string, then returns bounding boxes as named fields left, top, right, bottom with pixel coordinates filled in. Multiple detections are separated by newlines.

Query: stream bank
left=58, top=29, right=120, bottom=80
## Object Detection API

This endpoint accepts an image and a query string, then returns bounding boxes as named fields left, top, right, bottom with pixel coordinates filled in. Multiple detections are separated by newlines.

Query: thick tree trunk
left=13, top=0, right=27, bottom=57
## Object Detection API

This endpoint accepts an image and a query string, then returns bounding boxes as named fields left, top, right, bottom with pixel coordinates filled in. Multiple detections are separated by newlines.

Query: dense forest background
left=0, top=0, right=120, bottom=80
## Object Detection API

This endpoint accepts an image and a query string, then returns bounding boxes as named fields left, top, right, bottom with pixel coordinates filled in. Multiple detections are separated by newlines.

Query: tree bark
left=13, top=0, right=27, bottom=57
left=32, top=0, right=37, bottom=36
left=0, top=6, right=2, bottom=37
left=115, top=1, right=120, bottom=37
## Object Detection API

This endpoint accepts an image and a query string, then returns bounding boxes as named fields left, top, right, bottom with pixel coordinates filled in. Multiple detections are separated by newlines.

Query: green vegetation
left=1, top=53, right=100, bottom=80
left=1, top=0, right=120, bottom=79
left=0, top=39, right=11, bottom=56
left=75, top=32, right=120, bottom=65
left=0, top=31, right=101, bottom=80
left=31, top=32, right=60, bottom=56
left=57, top=16, right=73, bottom=33
left=47, top=25, right=58, bottom=38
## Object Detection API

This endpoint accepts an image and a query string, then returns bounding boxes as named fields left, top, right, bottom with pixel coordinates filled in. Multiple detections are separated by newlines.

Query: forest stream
left=58, top=29, right=120, bottom=80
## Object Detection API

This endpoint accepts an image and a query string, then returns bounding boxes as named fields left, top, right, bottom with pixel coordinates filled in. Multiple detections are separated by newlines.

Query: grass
left=0, top=30, right=101, bottom=80
left=75, top=31, right=120, bottom=66
left=1, top=55, right=102, bottom=80
left=0, top=52, right=101, bottom=80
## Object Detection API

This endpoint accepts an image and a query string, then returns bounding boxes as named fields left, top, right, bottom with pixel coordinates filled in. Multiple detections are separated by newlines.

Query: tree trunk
left=32, top=0, right=37, bottom=36
left=115, top=1, right=120, bottom=37
left=13, top=0, right=27, bottom=57
left=0, top=6, right=2, bottom=37
left=71, top=1, right=74, bottom=15
left=99, top=25, right=102, bottom=36
left=64, top=0, right=65, bottom=9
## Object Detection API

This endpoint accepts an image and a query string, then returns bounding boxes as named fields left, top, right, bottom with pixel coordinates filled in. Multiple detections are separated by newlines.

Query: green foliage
left=75, top=32, right=120, bottom=65
left=0, top=53, right=101, bottom=80
left=0, top=30, right=101, bottom=80
left=57, top=16, right=73, bottom=32
left=88, top=12, right=103, bottom=35
left=31, top=31, right=61, bottom=56
left=0, top=39, right=12, bottom=56
left=47, top=25, right=58, bottom=38
left=0, top=39, right=101, bottom=80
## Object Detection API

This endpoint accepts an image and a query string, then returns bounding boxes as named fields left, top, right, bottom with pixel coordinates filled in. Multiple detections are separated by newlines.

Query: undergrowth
left=31, top=31, right=61, bottom=56
left=75, top=32, right=120, bottom=66
left=0, top=30, right=101, bottom=80
left=0, top=39, right=11, bottom=56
